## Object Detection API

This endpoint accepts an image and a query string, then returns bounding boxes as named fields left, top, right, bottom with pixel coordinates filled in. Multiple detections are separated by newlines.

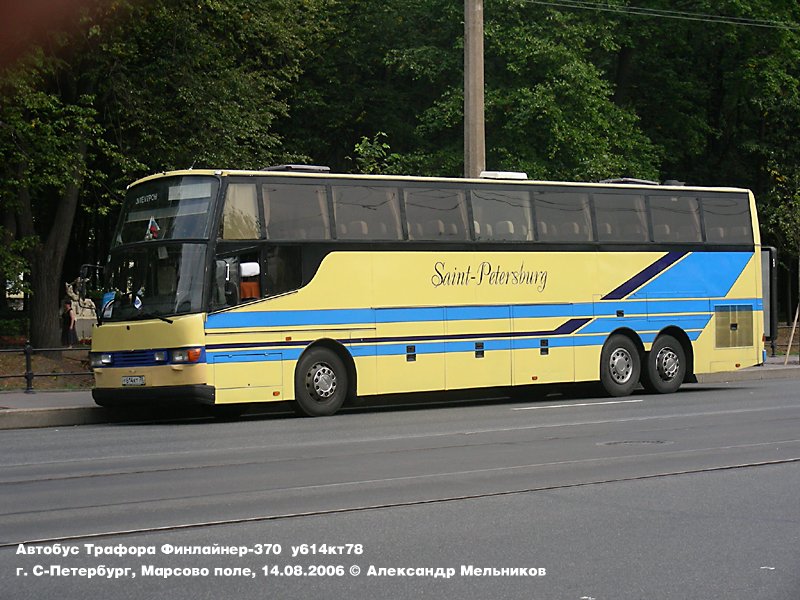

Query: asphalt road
left=1, top=380, right=799, bottom=599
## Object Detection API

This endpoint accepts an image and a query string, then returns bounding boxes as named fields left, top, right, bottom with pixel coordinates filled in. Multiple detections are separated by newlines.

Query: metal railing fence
left=0, top=342, right=91, bottom=393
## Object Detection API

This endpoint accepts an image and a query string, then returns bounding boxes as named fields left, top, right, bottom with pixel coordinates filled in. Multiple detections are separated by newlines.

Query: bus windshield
left=101, top=244, right=207, bottom=321
left=114, top=176, right=220, bottom=247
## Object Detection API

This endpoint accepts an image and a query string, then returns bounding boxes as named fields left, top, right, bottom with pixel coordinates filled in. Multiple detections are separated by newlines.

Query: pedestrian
left=61, top=300, right=78, bottom=347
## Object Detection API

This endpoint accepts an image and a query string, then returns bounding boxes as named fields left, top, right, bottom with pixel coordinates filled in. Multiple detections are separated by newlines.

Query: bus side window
left=263, top=183, right=331, bottom=240
left=265, top=246, right=302, bottom=295
left=701, top=195, right=752, bottom=244
left=332, top=186, right=402, bottom=240
left=534, top=191, right=591, bottom=242
left=650, top=195, right=702, bottom=243
left=593, top=193, right=648, bottom=242
left=471, top=189, right=532, bottom=242
left=221, top=184, right=260, bottom=240
left=404, top=188, right=468, bottom=241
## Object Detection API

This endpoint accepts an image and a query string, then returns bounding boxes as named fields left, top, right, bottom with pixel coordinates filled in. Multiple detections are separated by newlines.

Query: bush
left=0, top=318, right=27, bottom=337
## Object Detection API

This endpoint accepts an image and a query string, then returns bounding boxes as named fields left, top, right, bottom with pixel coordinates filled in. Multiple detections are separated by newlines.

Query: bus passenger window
left=262, top=183, right=331, bottom=240
left=404, top=188, right=468, bottom=240
left=471, top=189, right=533, bottom=241
left=593, top=193, right=649, bottom=242
left=534, top=192, right=592, bottom=242
left=650, top=195, right=702, bottom=243
left=332, top=186, right=402, bottom=240
left=221, top=184, right=260, bottom=239
left=701, top=195, right=752, bottom=244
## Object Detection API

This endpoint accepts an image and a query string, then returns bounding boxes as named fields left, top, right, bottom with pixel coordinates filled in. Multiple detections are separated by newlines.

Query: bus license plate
left=122, top=375, right=145, bottom=386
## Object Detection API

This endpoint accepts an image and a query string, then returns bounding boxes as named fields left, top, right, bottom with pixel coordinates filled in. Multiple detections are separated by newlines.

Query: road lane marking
left=513, top=399, right=644, bottom=411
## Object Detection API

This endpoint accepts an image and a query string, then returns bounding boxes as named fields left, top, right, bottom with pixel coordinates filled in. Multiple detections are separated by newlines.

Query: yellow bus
left=90, top=167, right=764, bottom=416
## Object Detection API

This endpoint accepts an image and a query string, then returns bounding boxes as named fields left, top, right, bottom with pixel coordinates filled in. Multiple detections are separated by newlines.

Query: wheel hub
left=307, top=363, right=336, bottom=401
left=655, top=347, right=679, bottom=381
left=609, top=348, right=633, bottom=384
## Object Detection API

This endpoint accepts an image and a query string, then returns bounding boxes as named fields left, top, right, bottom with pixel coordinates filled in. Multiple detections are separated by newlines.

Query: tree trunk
left=27, top=247, right=63, bottom=347
left=18, top=143, right=87, bottom=347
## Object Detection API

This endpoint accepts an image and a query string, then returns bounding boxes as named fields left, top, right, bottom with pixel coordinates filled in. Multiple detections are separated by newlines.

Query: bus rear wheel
left=294, top=347, right=347, bottom=417
left=641, top=334, right=686, bottom=394
left=600, top=334, right=641, bottom=397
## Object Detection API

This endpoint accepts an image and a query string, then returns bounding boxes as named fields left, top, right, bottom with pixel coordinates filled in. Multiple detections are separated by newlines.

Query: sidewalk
left=1, top=356, right=798, bottom=429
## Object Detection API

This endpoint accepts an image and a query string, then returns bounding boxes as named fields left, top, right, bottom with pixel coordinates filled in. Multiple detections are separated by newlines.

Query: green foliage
left=0, top=318, right=27, bottom=337
left=3, top=0, right=800, bottom=318
left=98, top=0, right=327, bottom=172
left=350, top=132, right=405, bottom=174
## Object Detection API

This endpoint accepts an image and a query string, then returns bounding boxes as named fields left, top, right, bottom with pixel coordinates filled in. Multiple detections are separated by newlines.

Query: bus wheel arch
left=599, top=329, right=644, bottom=397
left=641, top=328, right=692, bottom=394
left=293, top=340, right=356, bottom=416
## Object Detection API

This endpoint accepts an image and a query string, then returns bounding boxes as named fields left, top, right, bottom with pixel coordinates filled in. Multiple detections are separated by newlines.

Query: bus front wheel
left=600, top=334, right=641, bottom=397
left=294, top=347, right=348, bottom=417
left=641, top=334, right=686, bottom=394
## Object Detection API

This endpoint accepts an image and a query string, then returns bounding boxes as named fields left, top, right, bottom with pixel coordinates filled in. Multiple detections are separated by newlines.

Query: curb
left=0, top=404, right=214, bottom=430
left=696, top=365, right=800, bottom=383
left=0, top=406, right=109, bottom=430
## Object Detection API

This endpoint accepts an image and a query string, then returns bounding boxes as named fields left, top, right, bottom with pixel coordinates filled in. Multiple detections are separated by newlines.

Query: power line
left=520, top=0, right=800, bottom=31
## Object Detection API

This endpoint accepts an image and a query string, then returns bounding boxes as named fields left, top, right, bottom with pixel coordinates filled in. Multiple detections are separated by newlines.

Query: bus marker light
left=273, top=391, right=280, bottom=397
left=531, top=376, right=538, bottom=381
left=735, top=363, right=741, bottom=368
left=172, top=348, right=203, bottom=363
left=285, top=336, right=292, bottom=341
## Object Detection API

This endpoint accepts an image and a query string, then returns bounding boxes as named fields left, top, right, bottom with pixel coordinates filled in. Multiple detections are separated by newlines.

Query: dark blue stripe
left=602, top=251, right=688, bottom=300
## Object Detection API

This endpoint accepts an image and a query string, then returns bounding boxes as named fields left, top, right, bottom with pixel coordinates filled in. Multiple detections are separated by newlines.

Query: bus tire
left=641, top=334, right=686, bottom=394
left=600, top=334, right=640, bottom=397
left=294, top=347, right=347, bottom=417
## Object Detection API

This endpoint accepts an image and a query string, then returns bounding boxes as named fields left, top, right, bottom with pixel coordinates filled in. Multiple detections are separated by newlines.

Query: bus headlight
left=90, top=353, right=113, bottom=368
left=153, top=350, right=168, bottom=363
left=171, top=348, right=203, bottom=363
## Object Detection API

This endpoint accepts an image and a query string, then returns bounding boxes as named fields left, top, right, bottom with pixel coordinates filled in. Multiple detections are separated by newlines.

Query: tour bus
left=90, top=167, right=764, bottom=416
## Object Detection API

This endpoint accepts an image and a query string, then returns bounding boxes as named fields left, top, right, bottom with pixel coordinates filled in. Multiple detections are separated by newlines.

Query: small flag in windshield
left=145, top=216, right=160, bottom=240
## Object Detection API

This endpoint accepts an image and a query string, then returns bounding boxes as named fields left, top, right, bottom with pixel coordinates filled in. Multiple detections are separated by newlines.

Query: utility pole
left=464, top=0, right=485, bottom=178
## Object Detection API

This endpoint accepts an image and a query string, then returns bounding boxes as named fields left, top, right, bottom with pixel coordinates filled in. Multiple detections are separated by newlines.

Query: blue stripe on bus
left=630, top=252, right=753, bottom=299
left=208, top=352, right=283, bottom=364
left=205, top=327, right=710, bottom=364
left=205, top=297, right=759, bottom=331
left=578, top=315, right=712, bottom=334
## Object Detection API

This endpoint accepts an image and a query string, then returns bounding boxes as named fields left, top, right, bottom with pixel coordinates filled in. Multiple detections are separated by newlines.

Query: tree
left=282, top=0, right=660, bottom=179
left=0, top=48, right=109, bottom=346
left=0, top=0, right=328, bottom=346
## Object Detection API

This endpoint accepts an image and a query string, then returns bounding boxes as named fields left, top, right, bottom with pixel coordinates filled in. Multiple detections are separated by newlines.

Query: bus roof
left=127, top=169, right=752, bottom=195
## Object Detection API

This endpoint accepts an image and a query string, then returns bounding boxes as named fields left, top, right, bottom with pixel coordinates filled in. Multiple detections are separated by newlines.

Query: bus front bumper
left=92, top=384, right=215, bottom=407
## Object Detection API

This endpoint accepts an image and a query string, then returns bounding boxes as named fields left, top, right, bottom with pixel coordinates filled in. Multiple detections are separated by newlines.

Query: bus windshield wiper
left=130, top=311, right=174, bottom=324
